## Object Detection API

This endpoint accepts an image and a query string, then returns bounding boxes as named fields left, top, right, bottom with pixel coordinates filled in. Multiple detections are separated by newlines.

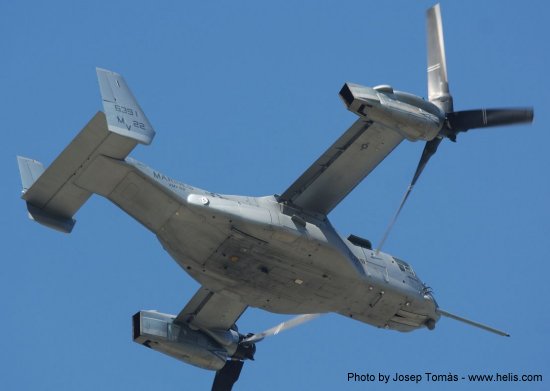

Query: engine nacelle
left=133, top=310, right=235, bottom=371
left=339, top=83, right=444, bottom=141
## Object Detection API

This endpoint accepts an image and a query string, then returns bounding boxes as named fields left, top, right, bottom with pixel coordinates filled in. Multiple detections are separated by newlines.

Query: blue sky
left=2, top=1, right=549, bottom=390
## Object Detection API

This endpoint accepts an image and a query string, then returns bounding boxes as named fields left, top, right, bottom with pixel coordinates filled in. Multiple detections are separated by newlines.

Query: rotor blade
left=437, top=309, right=510, bottom=337
left=376, top=138, right=443, bottom=254
left=411, top=137, right=443, bottom=188
left=244, top=314, right=321, bottom=343
left=427, top=3, right=453, bottom=112
left=212, top=360, right=244, bottom=391
left=447, top=108, right=534, bottom=132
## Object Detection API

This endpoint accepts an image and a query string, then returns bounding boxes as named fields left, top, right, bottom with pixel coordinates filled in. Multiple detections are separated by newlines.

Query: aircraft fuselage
left=126, top=159, right=439, bottom=333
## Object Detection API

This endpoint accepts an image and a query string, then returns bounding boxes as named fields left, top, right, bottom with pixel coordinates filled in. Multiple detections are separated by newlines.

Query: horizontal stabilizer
left=17, top=156, right=75, bottom=233
left=25, top=203, right=76, bottom=233
left=18, top=69, right=156, bottom=233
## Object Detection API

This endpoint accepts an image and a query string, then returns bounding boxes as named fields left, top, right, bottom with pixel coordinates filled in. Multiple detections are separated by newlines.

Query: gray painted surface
left=17, top=4, right=520, bottom=376
left=17, top=67, right=442, bottom=355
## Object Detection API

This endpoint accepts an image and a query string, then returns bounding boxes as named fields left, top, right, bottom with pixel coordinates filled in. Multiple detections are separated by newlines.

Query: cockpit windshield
left=393, top=257, right=415, bottom=276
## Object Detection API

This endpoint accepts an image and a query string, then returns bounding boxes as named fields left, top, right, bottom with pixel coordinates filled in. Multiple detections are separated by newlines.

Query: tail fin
left=96, top=68, right=155, bottom=145
left=17, top=69, right=155, bottom=233
left=17, top=156, right=45, bottom=194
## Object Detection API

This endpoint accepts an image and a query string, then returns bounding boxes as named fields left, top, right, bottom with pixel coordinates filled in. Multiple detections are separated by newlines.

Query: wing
left=175, top=287, right=247, bottom=330
left=279, top=118, right=404, bottom=215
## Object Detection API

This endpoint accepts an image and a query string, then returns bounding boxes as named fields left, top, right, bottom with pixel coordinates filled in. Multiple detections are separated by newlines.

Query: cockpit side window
left=393, top=257, right=415, bottom=276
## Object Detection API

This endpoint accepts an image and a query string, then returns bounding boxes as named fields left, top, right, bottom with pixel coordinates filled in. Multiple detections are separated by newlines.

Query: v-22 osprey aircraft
left=17, top=4, right=533, bottom=391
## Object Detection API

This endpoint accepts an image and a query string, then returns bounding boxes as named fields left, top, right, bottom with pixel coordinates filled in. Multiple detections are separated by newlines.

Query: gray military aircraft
left=17, top=4, right=533, bottom=391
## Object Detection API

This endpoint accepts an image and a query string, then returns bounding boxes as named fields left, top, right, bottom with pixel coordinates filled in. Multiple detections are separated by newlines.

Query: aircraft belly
left=156, top=205, right=358, bottom=314
left=157, top=205, right=229, bottom=273
left=201, top=230, right=353, bottom=313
